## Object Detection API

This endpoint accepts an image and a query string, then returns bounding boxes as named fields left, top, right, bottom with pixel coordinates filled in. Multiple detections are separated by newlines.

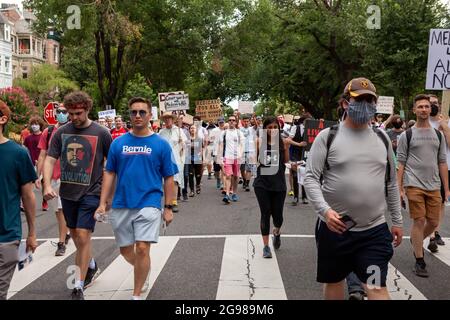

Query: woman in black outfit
left=253, top=116, right=290, bottom=258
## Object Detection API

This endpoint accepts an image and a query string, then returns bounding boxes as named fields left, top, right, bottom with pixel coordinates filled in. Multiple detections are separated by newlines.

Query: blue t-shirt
left=106, top=133, right=178, bottom=209
left=0, top=140, right=37, bottom=243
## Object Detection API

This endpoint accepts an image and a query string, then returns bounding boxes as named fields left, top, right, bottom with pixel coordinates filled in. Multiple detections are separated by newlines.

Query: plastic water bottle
left=95, top=212, right=109, bottom=223
left=18, top=242, right=33, bottom=271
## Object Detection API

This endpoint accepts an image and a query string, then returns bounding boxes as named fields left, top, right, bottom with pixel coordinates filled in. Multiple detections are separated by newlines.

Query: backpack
left=46, top=125, right=55, bottom=149
left=405, top=127, right=442, bottom=164
left=324, top=124, right=391, bottom=197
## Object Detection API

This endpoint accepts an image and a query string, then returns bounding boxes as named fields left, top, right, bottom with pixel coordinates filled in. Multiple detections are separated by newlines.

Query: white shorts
left=109, top=207, right=162, bottom=248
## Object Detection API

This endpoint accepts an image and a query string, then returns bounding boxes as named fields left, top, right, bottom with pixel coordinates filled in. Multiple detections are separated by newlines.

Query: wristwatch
left=164, top=204, right=174, bottom=210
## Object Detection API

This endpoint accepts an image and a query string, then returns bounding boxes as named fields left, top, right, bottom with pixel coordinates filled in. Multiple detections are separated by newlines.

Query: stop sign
left=44, top=102, right=59, bottom=125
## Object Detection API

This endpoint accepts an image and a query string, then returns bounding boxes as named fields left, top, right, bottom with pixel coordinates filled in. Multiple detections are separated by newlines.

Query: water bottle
left=95, top=212, right=109, bottom=223
left=18, top=242, right=33, bottom=271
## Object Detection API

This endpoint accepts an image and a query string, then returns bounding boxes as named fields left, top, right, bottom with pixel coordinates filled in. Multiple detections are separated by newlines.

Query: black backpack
left=405, top=127, right=442, bottom=163
left=324, top=124, right=391, bottom=197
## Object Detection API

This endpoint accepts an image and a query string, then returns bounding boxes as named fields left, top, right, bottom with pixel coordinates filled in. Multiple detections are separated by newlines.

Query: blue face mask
left=347, top=100, right=377, bottom=125
left=56, top=112, right=69, bottom=124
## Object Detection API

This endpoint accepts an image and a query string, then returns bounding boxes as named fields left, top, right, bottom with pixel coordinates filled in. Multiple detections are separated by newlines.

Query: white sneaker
left=130, top=296, right=142, bottom=300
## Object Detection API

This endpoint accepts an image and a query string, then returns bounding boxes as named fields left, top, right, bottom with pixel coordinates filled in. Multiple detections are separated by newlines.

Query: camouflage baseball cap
left=344, top=78, right=377, bottom=99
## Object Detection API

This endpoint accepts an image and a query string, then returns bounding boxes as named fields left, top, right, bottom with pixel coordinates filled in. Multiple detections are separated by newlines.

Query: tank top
left=253, top=138, right=287, bottom=192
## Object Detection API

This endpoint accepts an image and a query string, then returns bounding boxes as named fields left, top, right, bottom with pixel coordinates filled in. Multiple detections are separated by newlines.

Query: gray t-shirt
left=48, top=121, right=112, bottom=201
left=304, top=123, right=402, bottom=232
left=397, top=127, right=446, bottom=191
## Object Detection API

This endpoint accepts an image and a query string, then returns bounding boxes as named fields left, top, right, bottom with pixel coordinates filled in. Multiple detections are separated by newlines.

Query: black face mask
left=393, top=121, right=403, bottom=129
left=431, top=104, right=439, bottom=117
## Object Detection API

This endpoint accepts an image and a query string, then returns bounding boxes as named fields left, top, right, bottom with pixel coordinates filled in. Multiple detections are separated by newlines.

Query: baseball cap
left=256, top=116, right=262, bottom=120
left=218, top=117, right=225, bottom=123
left=344, top=78, right=377, bottom=99
left=0, top=100, right=11, bottom=122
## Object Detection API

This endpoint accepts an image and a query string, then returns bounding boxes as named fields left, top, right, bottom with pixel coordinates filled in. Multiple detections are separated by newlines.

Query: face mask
left=347, top=101, right=377, bottom=125
left=430, top=104, right=439, bottom=117
left=56, top=112, right=69, bottom=124
left=30, top=124, right=40, bottom=132
left=393, top=121, right=403, bottom=129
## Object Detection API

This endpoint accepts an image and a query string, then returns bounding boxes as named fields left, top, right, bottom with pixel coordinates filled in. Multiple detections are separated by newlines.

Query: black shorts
left=213, top=162, right=222, bottom=173
left=61, top=195, right=99, bottom=232
left=315, top=220, right=393, bottom=287
left=440, top=171, right=450, bottom=203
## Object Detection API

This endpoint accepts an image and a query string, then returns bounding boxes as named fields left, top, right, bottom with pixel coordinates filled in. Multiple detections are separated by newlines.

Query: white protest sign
left=377, top=96, right=394, bottom=114
left=238, top=101, right=254, bottom=114
left=152, top=107, right=158, bottom=120
left=98, top=109, right=116, bottom=119
left=426, top=29, right=450, bottom=90
left=158, top=91, right=184, bottom=112
left=164, top=93, right=189, bottom=111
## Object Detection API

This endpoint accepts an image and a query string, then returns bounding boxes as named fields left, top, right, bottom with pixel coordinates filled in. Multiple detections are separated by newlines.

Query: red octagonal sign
left=44, top=102, right=59, bottom=125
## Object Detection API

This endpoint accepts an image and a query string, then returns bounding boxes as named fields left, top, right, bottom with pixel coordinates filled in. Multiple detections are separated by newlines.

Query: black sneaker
left=182, top=194, right=188, bottom=202
left=238, top=178, right=243, bottom=185
left=84, top=262, right=100, bottom=289
left=208, top=173, right=212, bottom=180
left=71, top=288, right=84, bottom=300
left=428, top=238, right=438, bottom=253
left=222, top=195, right=230, bottom=205
left=55, top=242, right=66, bottom=256
left=172, top=205, right=179, bottom=213
left=348, top=291, right=365, bottom=300
left=414, top=261, right=429, bottom=278
left=435, top=232, right=445, bottom=246
left=64, top=233, right=71, bottom=245
left=302, top=198, right=309, bottom=204
left=273, top=233, right=281, bottom=250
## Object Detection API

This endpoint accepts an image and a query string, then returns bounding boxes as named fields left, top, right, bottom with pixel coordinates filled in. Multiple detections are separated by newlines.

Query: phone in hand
left=340, top=215, right=357, bottom=231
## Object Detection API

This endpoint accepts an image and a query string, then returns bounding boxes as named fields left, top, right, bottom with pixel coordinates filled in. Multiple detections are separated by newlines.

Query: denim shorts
left=61, top=195, right=100, bottom=232
left=109, top=207, right=162, bottom=248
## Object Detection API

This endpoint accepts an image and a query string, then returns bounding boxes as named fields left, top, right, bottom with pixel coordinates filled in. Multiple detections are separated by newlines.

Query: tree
left=0, top=87, right=37, bottom=132
left=14, top=64, right=78, bottom=107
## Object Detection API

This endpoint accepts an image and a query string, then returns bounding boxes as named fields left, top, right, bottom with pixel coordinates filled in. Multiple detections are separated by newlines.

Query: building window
left=22, top=73, right=28, bottom=79
left=19, top=39, right=30, bottom=55
left=0, top=24, right=4, bottom=41
left=54, top=45, right=59, bottom=63
left=11, top=35, right=16, bottom=53
left=5, top=25, right=10, bottom=41
left=43, top=45, right=46, bottom=59
left=5, top=56, right=10, bottom=74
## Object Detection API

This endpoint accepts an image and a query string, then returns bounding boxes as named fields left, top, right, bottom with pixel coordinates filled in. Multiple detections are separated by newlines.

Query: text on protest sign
left=304, top=119, right=338, bottom=152
left=158, top=91, right=184, bottom=112
left=376, top=96, right=395, bottom=114
left=98, top=109, right=116, bottom=119
left=164, top=93, right=189, bottom=111
left=426, top=29, right=450, bottom=90
left=195, top=99, right=223, bottom=123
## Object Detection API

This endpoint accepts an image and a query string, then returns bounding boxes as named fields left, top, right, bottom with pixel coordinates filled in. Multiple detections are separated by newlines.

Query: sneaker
left=196, top=185, right=201, bottom=194
left=71, top=288, right=84, bottom=300
left=42, top=199, right=49, bottom=211
left=221, top=189, right=227, bottom=195
left=291, top=200, right=298, bottom=206
left=84, top=261, right=100, bottom=289
left=55, top=242, right=66, bottom=256
left=189, top=191, right=195, bottom=197
left=216, top=180, right=221, bottom=189
left=263, top=246, right=272, bottom=258
left=208, top=173, right=212, bottom=180
left=414, top=261, right=429, bottom=278
left=222, top=195, right=230, bottom=205
left=348, top=291, right=365, bottom=301
left=172, top=205, right=179, bottom=213
left=238, top=178, right=243, bottom=185
left=64, top=233, right=71, bottom=245
left=273, top=233, right=281, bottom=250
left=231, top=194, right=239, bottom=202
left=302, top=198, right=309, bottom=204
left=182, top=194, right=188, bottom=202
left=435, top=232, right=446, bottom=246
left=428, top=238, right=438, bottom=253
left=141, top=274, right=150, bottom=292
left=288, top=190, right=294, bottom=197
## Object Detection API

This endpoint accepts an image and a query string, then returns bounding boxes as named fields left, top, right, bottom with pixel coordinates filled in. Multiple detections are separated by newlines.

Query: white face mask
left=30, top=124, right=40, bottom=132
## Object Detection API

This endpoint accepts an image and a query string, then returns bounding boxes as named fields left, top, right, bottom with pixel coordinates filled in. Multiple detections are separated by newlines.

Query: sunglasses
left=56, top=109, right=67, bottom=114
left=129, top=110, right=148, bottom=117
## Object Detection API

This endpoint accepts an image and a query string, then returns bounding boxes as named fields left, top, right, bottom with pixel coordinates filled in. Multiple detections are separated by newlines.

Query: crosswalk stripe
left=387, top=263, right=427, bottom=300
left=7, top=240, right=77, bottom=299
left=423, top=237, right=450, bottom=267
left=216, top=235, right=287, bottom=300
left=84, top=237, right=179, bottom=300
